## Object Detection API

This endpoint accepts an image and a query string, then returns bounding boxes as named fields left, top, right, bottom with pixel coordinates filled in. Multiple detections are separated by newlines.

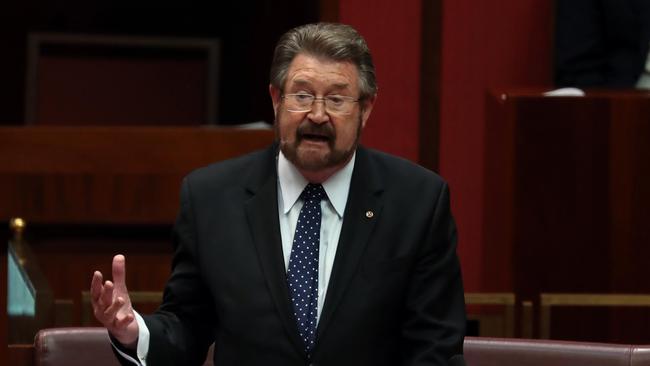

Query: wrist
left=110, top=330, right=139, bottom=350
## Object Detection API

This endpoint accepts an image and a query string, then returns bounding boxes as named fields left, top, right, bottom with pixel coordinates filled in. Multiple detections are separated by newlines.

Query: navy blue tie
left=287, top=183, right=326, bottom=356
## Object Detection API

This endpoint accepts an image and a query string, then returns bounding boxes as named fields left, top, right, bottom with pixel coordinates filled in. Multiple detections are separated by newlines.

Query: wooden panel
left=28, top=226, right=172, bottom=326
left=26, top=33, right=220, bottom=125
left=8, top=345, right=33, bottom=366
left=608, top=97, right=650, bottom=292
left=1, top=126, right=274, bottom=329
left=484, top=90, right=650, bottom=342
left=513, top=95, right=611, bottom=297
left=0, top=127, right=274, bottom=224
left=0, top=127, right=273, bottom=173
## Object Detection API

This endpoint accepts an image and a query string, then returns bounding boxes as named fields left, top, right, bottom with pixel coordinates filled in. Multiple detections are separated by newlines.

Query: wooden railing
left=540, top=293, right=650, bottom=339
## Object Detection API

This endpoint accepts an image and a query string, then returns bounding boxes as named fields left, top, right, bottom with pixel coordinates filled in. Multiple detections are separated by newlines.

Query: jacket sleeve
left=142, top=177, right=217, bottom=366
left=400, top=182, right=466, bottom=365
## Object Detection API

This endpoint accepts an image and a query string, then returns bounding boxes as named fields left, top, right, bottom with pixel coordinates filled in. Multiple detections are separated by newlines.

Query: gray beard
left=276, top=113, right=362, bottom=172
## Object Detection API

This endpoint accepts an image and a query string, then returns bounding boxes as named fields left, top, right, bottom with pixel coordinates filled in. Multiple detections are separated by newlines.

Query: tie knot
left=301, top=183, right=326, bottom=202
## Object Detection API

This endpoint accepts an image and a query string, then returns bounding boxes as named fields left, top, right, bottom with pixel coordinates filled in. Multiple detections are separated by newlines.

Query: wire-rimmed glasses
left=282, top=93, right=359, bottom=115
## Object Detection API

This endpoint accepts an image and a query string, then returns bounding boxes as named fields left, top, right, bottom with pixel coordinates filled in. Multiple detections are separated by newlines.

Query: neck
left=298, top=166, right=340, bottom=184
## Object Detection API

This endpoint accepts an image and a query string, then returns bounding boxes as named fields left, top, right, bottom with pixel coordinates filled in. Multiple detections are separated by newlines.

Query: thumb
left=112, top=254, right=128, bottom=290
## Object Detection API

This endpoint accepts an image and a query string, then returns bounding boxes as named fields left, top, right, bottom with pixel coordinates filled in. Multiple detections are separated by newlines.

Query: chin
left=295, top=151, right=331, bottom=171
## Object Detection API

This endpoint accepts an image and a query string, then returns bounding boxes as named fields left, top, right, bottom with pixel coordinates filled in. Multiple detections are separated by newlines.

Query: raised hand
left=90, top=254, right=139, bottom=348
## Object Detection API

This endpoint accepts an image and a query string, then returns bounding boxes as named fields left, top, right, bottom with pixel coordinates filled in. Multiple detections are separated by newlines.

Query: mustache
left=296, top=121, right=335, bottom=140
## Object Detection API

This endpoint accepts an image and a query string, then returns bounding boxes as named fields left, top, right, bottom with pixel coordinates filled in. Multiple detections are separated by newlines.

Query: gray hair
left=270, top=22, right=377, bottom=100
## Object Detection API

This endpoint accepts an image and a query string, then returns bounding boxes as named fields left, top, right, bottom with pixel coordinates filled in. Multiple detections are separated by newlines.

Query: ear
left=269, top=84, right=282, bottom=119
left=359, top=94, right=377, bottom=129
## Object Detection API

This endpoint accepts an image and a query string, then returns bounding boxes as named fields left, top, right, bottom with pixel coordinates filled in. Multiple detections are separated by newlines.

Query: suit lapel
left=315, top=147, right=384, bottom=344
left=243, top=146, right=306, bottom=356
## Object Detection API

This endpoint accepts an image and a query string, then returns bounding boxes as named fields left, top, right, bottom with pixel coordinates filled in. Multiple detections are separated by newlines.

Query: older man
left=91, top=22, right=466, bottom=366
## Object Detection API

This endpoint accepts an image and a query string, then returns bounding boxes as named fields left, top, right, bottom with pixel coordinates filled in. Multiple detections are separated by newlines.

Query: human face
left=270, top=53, right=375, bottom=177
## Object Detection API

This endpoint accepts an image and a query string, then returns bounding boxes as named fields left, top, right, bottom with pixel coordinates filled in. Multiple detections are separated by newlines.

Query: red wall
left=339, top=0, right=422, bottom=162
left=439, top=1, right=553, bottom=291
left=341, top=0, right=554, bottom=291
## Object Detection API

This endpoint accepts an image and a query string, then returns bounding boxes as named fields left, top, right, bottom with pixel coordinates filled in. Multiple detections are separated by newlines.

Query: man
left=91, top=22, right=466, bottom=365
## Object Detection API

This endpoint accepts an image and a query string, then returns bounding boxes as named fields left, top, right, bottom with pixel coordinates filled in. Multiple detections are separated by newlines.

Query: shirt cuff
left=108, top=310, right=150, bottom=366
left=135, top=310, right=151, bottom=365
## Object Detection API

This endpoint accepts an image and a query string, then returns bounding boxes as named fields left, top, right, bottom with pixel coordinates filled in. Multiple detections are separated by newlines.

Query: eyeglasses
left=282, top=93, right=359, bottom=115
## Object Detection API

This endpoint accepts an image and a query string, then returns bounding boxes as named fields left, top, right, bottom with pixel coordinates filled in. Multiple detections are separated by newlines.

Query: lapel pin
left=365, top=210, right=374, bottom=218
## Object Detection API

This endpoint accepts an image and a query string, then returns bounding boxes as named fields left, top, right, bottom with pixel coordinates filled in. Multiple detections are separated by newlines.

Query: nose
left=307, top=99, right=330, bottom=124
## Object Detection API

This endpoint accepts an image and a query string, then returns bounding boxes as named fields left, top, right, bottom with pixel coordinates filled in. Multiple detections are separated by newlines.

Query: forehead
left=285, top=53, right=360, bottom=92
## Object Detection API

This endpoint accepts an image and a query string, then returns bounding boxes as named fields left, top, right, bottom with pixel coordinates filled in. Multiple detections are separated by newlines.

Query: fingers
left=114, top=309, right=135, bottom=329
left=90, top=271, right=104, bottom=303
left=112, top=254, right=127, bottom=289
left=103, top=295, right=124, bottom=320
left=95, top=283, right=132, bottom=328
left=101, top=281, right=115, bottom=309
left=90, top=254, right=137, bottom=332
left=104, top=295, right=135, bottom=331
left=91, top=256, right=135, bottom=332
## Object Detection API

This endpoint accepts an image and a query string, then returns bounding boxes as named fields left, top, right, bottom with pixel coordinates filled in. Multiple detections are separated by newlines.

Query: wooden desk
left=483, top=90, right=650, bottom=342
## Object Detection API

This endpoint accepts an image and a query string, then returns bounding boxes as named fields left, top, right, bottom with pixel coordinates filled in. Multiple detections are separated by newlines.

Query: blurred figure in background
left=555, top=0, right=650, bottom=89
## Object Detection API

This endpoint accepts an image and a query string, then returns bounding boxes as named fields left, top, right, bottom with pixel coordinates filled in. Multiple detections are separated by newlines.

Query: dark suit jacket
left=555, top=0, right=650, bottom=88
left=133, top=144, right=465, bottom=365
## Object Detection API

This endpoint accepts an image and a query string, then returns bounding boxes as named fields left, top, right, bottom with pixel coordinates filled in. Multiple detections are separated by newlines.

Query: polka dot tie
left=287, top=183, right=326, bottom=356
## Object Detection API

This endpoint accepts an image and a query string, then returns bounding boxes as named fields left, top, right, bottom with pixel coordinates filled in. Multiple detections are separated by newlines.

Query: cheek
left=277, top=115, right=301, bottom=141
left=336, top=115, right=363, bottom=143
left=334, top=122, right=359, bottom=146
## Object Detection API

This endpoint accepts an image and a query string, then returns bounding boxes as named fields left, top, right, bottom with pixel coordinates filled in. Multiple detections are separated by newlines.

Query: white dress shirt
left=277, top=150, right=354, bottom=322
left=115, top=149, right=355, bottom=365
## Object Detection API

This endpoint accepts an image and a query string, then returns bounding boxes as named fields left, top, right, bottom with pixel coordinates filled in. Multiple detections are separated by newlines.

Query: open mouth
left=300, top=133, right=331, bottom=143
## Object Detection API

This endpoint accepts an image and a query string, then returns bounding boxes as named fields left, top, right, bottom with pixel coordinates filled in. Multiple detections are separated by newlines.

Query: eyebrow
left=291, top=79, right=351, bottom=91
left=330, top=82, right=351, bottom=90
left=292, top=79, right=312, bottom=87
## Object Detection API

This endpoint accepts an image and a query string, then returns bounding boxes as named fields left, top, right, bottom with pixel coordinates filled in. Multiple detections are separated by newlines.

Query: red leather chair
left=34, top=328, right=119, bottom=366
left=33, top=328, right=650, bottom=366
left=34, top=328, right=214, bottom=366
left=464, top=336, right=650, bottom=366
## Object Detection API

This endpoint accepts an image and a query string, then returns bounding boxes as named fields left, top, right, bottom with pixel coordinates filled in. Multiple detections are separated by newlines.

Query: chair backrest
left=464, top=336, right=650, bottom=366
left=632, top=344, right=650, bottom=365
left=34, top=327, right=214, bottom=366
left=34, top=328, right=118, bottom=366
left=34, top=329, right=650, bottom=366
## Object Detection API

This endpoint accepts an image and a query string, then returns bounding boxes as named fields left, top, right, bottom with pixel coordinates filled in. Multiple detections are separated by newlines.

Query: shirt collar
left=277, top=150, right=355, bottom=218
